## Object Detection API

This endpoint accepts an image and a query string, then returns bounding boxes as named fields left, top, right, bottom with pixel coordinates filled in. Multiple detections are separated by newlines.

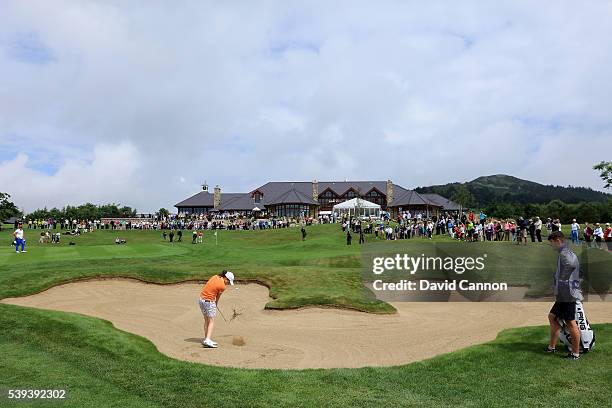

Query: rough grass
left=1, top=304, right=611, bottom=407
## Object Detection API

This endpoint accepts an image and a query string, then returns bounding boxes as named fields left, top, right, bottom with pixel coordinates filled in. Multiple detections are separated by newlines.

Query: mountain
left=414, top=174, right=611, bottom=206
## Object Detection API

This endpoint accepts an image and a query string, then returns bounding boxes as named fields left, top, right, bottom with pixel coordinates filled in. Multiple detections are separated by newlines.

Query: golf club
left=218, top=306, right=228, bottom=323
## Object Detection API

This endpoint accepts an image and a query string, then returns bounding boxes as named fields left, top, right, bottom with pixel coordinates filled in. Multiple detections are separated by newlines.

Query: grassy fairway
left=1, top=224, right=609, bottom=307
left=1, top=224, right=390, bottom=312
left=1, top=223, right=611, bottom=407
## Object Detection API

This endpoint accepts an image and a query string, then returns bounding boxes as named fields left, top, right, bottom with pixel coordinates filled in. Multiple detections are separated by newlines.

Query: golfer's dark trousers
left=536, top=230, right=542, bottom=242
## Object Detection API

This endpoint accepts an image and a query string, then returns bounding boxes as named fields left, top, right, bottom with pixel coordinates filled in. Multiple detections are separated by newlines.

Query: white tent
left=332, top=197, right=381, bottom=218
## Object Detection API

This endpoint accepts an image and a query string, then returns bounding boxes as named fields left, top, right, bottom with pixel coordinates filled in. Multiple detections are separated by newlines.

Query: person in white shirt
left=570, top=219, right=580, bottom=245
left=533, top=217, right=543, bottom=242
left=13, top=223, right=27, bottom=253
left=593, top=223, right=604, bottom=249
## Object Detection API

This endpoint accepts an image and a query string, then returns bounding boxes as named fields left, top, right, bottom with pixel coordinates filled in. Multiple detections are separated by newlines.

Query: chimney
left=386, top=179, right=394, bottom=204
left=213, top=185, right=221, bottom=209
left=312, top=179, right=318, bottom=201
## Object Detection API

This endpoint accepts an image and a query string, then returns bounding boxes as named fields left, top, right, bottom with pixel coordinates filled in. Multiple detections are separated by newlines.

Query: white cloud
left=1, top=1, right=611, bottom=212
left=0, top=142, right=146, bottom=211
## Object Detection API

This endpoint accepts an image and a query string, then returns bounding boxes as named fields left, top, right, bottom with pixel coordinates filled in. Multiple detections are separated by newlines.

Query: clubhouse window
left=364, top=190, right=385, bottom=206
left=344, top=190, right=357, bottom=199
left=319, top=190, right=342, bottom=210
left=275, top=204, right=311, bottom=217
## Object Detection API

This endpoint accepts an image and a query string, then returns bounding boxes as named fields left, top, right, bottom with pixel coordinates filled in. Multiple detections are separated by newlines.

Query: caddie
left=544, top=231, right=583, bottom=359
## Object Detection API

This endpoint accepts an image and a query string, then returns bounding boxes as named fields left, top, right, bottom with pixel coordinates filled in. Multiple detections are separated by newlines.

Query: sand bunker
left=2, top=280, right=611, bottom=369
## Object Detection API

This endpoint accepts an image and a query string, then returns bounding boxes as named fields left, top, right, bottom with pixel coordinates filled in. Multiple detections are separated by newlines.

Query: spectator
left=534, top=217, right=543, bottom=242
left=604, top=223, right=612, bottom=251
left=570, top=219, right=580, bottom=245
left=593, top=223, right=603, bottom=248
left=528, top=219, right=536, bottom=242
left=583, top=223, right=593, bottom=247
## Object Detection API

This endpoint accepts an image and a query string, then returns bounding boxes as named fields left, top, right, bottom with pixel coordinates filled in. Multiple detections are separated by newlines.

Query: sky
left=1, top=0, right=611, bottom=213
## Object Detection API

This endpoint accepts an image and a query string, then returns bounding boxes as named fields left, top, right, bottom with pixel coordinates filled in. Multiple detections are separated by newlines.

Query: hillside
left=414, top=174, right=611, bottom=206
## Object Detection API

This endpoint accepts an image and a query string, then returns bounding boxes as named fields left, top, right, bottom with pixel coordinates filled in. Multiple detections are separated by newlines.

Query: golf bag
left=558, top=301, right=595, bottom=353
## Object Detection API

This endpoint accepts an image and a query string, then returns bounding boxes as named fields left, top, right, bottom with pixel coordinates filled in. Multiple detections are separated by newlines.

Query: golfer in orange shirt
left=199, top=270, right=234, bottom=348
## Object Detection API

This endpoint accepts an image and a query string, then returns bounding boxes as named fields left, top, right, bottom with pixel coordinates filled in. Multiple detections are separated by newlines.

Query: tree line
left=449, top=183, right=611, bottom=223
left=0, top=193, right=21, bottom=222
left=482, top=199, right=612, bottom=224
left=24, top=203, right=138, bottom=221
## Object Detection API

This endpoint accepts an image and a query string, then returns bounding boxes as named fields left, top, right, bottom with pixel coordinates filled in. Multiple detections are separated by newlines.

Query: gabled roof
left=389, top=189, right=438, bottom=207
left=318, top=181, right=389, bottom=196
left=252, top=182, right=313, bottom=204
left=175, top=191, right=251, bottom=209
left=217, top=193, right=258, bottom=211
left=175, top=191, right=215, bottom=208
left=175, top=181, right=455, bottom=211
left=251, top=181, right=395, bottom=201
left=266, top=188, right=319, bottom=205
left=421, top=193, right=461, bottom=210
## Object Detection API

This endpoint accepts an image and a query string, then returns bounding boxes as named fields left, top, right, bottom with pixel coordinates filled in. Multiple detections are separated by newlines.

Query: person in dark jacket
left=528, top=219, right=536, bottom=242
left=544, top=231, right=583, bottom=359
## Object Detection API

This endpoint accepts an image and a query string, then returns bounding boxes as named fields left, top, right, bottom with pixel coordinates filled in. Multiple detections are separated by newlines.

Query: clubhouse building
left=176, top=180, right=459, bottom=218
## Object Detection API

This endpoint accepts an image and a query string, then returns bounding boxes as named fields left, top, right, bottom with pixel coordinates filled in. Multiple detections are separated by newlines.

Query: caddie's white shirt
left=14, top=229, right=24, bottom=239
left=571, top=223, right=579, bottom=231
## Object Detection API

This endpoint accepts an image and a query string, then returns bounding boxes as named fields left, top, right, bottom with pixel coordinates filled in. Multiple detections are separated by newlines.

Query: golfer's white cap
left=225, top=271, right=235, bottom=285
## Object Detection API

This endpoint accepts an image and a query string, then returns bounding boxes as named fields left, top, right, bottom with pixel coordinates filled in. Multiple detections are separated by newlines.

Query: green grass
left=2, top=224, right=608, bottom=307
left=1, top=224, right=393, bottom=312
left=1, top=223, right=611, bottom=407
left=1, top=304, right=611, bottom=407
